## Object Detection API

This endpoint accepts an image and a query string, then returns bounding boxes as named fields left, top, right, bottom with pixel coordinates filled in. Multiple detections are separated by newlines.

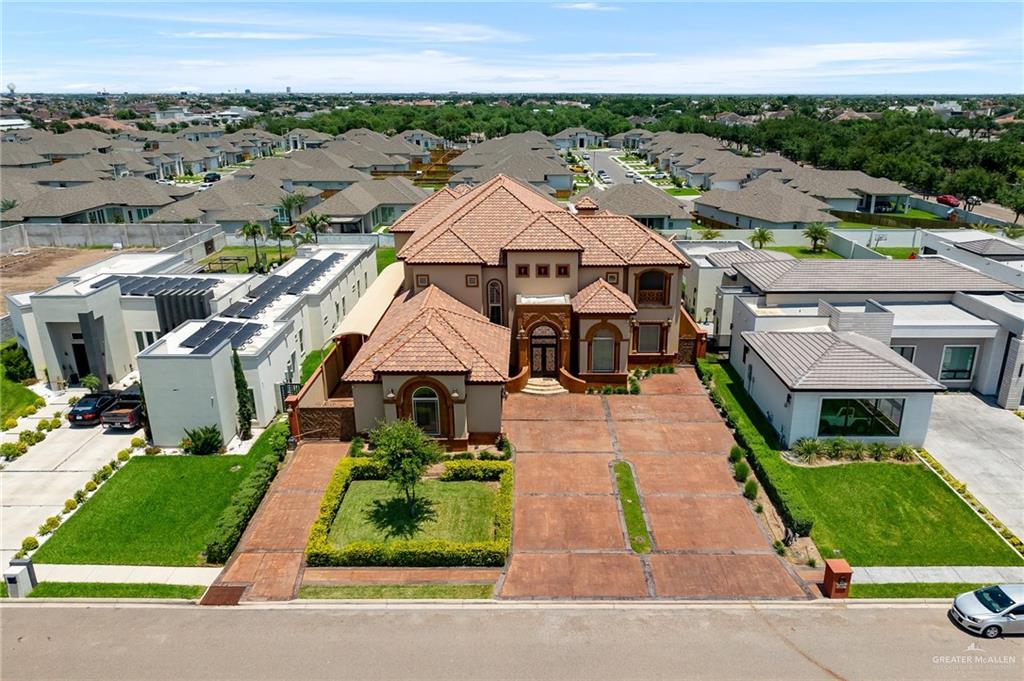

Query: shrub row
left=306, top=458, right=513, bottom=567
left=697, top=358, right=815, bottom=536
left=792, top=438, right=916, bottom=463
left=203, top=423, right=288, bottom=563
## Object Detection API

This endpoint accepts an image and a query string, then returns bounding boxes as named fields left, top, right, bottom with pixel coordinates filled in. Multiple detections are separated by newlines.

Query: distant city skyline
left=3, top=1, right=1022, bottom=94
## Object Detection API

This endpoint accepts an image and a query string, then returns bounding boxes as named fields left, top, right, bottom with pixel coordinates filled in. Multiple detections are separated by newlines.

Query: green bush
left=117, top=449, right=131, bottom=462
left=36, top=420, right=51, bottom=432
left=743, top=479, right=759, bottom=500
left=38, top=516, right=61, bottom=535
left=1, top=442, right=22, bottom=460
left=22, top=405, right=37, bottom=417
left=1, top=343, right=35, bottom=381
left=892, top=444, right=916, bottom=462
left=348, top=436, right=365, bottom=457
left=21, top=536, right=39, bottom=552
left=18, top=430, right=43, bottom=446
left=2, top=417, right=17, bottom=431
left=305, top=457, right=512, bottom=568
left=48, top=417, right=62, bottom=430
left=68, top=396, right=80, bottom=406
left=181, top=425, right=224, bottom=456
left=64, top=498, right=78, bottom=513
left=203, top=424, right=288, bottom=563
left=446, top=452, right=475, bottom=460
left=84, top=480, right=97, bottom=492
left=74, top=489, right=87, bottom=503
left=697, top=359, right=815, bottom=536
left=144, top=446, right=161, bottom=455
left=773, top=540, right=786, bottom=556
left=729, top=445, right=746, bottom=463
left=733, top=461, right=749, bottom=482
left=33, top=396, right=46, bottom=408
left=130, top=437, right=146, bottom=449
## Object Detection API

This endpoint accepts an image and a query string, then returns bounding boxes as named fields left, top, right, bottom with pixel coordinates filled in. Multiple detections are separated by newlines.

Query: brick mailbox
left=823, top=558, right=852, bottom=599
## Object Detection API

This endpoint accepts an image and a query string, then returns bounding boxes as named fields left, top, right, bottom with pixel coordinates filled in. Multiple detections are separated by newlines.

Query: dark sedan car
left=67, top=393, right=117, bottom=425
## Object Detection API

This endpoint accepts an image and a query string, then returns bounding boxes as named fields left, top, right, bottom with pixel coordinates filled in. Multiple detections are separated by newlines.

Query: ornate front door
left=530, top=325, right=559, bottom=377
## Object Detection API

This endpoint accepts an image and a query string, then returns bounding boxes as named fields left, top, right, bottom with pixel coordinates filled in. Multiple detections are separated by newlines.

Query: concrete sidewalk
left=853, top=565, right=1024, bottom=584
left=33, top=564, right=221, bottom=586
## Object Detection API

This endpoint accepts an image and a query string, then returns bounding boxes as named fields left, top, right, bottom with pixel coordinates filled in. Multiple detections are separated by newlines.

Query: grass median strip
left=298, top=584, right=493, bottom=599
left=613, top=461, right=652, bottom=553
left=850, top=583, right=985, bottom=599
left=29, top=582, right=205, bottom=599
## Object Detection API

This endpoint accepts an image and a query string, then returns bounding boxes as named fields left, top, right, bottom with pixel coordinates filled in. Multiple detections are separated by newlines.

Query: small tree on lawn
left=803, top=222, right=831, bottom=253
left=699, top=226, right=722, bottom=240
left=232, top=349, right=253, bottom=440
left=240, top=221, right=264, bottom=270
left=749, top=227, right=774, bottom=249
left=369, top=419, right=442, bottom=512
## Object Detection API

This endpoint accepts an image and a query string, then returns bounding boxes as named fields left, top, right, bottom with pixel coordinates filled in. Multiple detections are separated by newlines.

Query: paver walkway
left=500, top=370, right=807, bottom=600
left=208, top=441, right=347, bottom=602
left=34, top=564, right=221, bottom=586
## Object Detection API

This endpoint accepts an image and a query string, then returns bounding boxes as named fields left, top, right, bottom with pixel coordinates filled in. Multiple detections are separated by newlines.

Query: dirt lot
left=0, top=247, right=154, bottom=314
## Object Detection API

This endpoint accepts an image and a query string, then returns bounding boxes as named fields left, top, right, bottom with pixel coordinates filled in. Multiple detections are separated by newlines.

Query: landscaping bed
left=697, top=358, right=1024, bottom=567
left=32, top=423, right=289, bottom=566
left=307, top=459, right=513, bottom=567
left=200, top=245, right=294, bottom=273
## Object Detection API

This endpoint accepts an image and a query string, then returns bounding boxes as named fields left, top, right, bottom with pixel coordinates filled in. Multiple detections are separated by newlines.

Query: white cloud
left=555, top=3, right=620, bottom=10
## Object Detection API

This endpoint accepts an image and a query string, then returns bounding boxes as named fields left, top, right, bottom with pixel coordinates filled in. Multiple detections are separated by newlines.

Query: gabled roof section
left=343, top=285, right=510, bottom=384
left=741, top=330, right=944, bottom=391
left=504, top=214, right=583, bottom=251
left=571, top=278, right=637, bottom=315
left=388, top=186, right=462, bottom=234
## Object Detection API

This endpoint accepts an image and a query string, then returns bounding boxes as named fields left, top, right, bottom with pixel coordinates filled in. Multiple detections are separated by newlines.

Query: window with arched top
left=486, top=280, right=503, bottom=325
left=590, top=329, right=615, bottom=373
left=637, top=270, right=669, bottom=306
left=411, top=386, right=440, bottom=435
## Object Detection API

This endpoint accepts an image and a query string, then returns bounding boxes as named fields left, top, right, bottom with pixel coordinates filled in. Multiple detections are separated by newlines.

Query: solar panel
left=132, top=278, right=168, bottom=296
left=121, top=277, right=152, bottom=295
left=230, top=323, right=263, bottom=349
left=192, top=321, right=243, bottom=354
left=179, top=320, right=225, bottom=349
left=221, top=300, right=247, bottom=317
left=246, top=275, right=286, bottom=300
left=90, top=275, right=120, bottom=290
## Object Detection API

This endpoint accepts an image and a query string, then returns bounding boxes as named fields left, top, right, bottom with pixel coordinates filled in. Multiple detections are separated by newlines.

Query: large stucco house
left=292, top=174, right=689, bottom=447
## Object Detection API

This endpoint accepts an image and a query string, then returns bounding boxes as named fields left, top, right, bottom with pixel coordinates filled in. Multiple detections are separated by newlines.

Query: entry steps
left=521, top=378, right=569, bottom=396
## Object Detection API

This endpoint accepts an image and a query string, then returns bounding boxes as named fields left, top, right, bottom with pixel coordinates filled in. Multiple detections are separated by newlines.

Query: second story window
left=556, top=264, right=570, bottom=278
left=537, top=265, right=550, bottom=278
left=637, top=270, right=668, bottom=306
left=516, top=265, right=530, bottom=278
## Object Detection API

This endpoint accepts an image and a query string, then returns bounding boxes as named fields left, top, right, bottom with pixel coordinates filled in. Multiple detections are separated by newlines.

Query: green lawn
left=700, top=358, right=1024, bottom=567
left=200, top=245, right=295, bottom=273
left=873, top=247, right=919, bottom=259
left=850, top=583, right=984, bottom=599
left=1, top=341, right=37, bottom=423
left=299, top=584, right=493, bottom=599
left=376, top=246, right=396, bottom=273
left=765, top=246, right=843, bottom=260
left=836, top=221, right=880, bottom=229
left=29, top=582, right=205, bottom=599
left=329, top=480, right=496, bottom=546
left=664, top=187, right=701, bottom=196
left=33, top=425, right=287, bottom=566
left=614, top=462, right=651, bottom=553
left=300, top=346, right=330, bottom=384
left=901, top=208, right=943, bottom=220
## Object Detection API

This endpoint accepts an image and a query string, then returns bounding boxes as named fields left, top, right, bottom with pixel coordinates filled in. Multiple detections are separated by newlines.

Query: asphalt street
left=2, top=601, right=1021, bottom=680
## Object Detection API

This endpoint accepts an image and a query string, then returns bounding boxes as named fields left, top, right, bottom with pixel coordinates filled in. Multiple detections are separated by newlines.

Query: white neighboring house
left=0, top=117, right=30, bottom=132
left=138, top=244, right=377, bottom=446
left=549, top=127, right=605, bottom=151
left=918, top=229, right=1024, bottom=289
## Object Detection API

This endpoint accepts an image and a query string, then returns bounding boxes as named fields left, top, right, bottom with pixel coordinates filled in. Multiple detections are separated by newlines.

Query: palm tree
left=973, top=222, right=999, bottom=234
left=0, top=198, right=17, bottom=213
left=749, top=227, right=775, bottom=249
left=277, top=192, right=304, bottom=226
left=291, top=230, right=315, bottom=247
left=699, top=226, right=722, bottom=240
left=802, top=222, right=831, bottom=253
left=268, top=222, right=289, bottom=266
left=239, top=221, right=265, bottom=271
left=1003, top=225, right=1024, bottom=240
left=302, top=211, right=329, bottom=243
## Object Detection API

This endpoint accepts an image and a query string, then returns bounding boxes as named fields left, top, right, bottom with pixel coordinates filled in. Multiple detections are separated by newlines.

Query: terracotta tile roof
left=397, top=174, right=686, bottom=268
left=571, top=278, right=637, bottom=315
left=574, top=196, right=599, bottom=211
left=389, top=186, right=462, bottom=234
left=343, top=285, right=510, bottom=384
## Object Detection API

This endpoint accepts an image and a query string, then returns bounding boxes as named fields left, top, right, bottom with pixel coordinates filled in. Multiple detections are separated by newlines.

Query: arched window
left=486, top=280, right=503, bottom=325
left=411, top=387, right=440, bottom=435
left=637, top=270, right=668, bottom=305
left=591, top=329, right=615, bottom=373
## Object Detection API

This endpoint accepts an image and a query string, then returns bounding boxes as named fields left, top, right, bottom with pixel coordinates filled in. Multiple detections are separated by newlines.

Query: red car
left=937, top=194, right=960, bottom=208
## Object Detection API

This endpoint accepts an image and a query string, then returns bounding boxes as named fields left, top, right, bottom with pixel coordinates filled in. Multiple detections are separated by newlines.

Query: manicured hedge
left=697, top=358, right=815, bottom=536
left=203, top=423, right=288, bottom=563
left=306, top=459, right=512, bottom=567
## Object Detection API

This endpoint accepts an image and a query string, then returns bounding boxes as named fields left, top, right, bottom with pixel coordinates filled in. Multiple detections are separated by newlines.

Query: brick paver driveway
left=500, top=370, right=807, bottom=600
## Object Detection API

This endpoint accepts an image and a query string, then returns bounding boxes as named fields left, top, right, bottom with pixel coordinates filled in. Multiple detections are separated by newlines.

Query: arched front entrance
left=529, top=324, right=559, bottom=377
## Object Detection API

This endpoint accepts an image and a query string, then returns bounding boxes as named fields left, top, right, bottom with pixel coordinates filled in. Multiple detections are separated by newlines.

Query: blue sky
left=3, top=1, right=1021, bottom=94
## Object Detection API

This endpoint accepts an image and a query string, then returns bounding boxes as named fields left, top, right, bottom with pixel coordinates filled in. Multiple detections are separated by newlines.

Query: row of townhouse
left=6, top=243, right=377, bottom=447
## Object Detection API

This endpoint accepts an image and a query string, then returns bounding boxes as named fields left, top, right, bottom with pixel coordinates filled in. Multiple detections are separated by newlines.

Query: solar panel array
left=222, top=254, right=345, bottom=320
left=181, top=319, right=265, bottom=355
left=91, top=275, right=217, bottom=297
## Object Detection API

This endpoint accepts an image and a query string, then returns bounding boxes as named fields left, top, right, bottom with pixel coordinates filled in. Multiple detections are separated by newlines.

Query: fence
left=0, top=222, right=221, bottom=255
left=223, top=232, right=394, bottom=250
